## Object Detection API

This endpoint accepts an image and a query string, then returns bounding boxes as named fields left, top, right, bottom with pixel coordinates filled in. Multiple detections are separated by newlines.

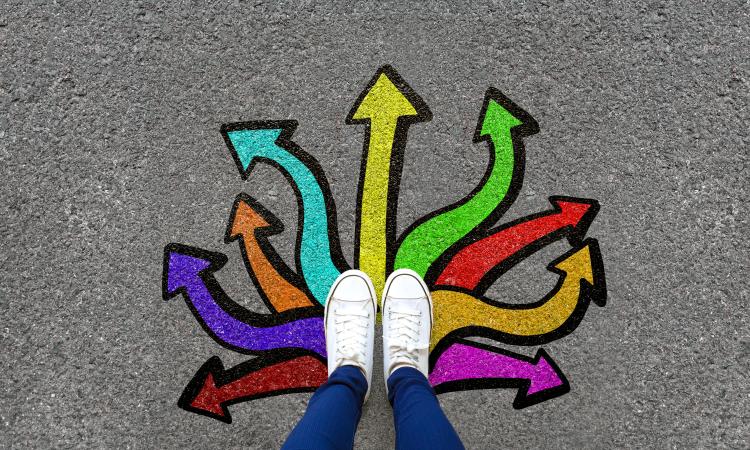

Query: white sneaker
left=382, top=269, right=433, bottom=390
left=324, top=270, right=376, bottom=400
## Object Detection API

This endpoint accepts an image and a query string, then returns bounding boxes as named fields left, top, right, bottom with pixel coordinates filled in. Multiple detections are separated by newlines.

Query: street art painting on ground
left=162, top=65, right=606, bottom=423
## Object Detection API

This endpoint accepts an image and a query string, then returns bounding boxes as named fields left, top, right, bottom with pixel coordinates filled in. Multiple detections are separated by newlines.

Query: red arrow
left=179, top=353, right=328, bottom=423
left=435, top=196, right=598, bottom=292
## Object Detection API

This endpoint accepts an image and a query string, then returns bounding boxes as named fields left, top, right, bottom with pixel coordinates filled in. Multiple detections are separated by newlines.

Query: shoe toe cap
left=386, top=272, right=427, bottom=299
left=332, top=272, right=373, bottom=301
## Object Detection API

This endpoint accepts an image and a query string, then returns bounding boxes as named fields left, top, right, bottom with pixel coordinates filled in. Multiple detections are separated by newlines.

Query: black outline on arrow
left=162, top=68, right=610, bottom=416
left=391, top=87, right=539, bottom=285
left=434, top=196, right=600, bottom=294
left=346, top=64, right=432, bottom=276
left=429, top=238, right=606, bottom=369
left=178, top=351, right=327, bottom=424
left=224, top=192, right=319, bottom=314
left=431, top=339, right=570, bottom=409
left=162, top=243, right=325, bottom=356
left=220, top=120, right=351, bottom=295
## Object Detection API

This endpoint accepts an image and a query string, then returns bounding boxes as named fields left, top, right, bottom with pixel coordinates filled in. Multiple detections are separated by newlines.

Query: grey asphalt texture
left=2, top=1, right=749, bottom=448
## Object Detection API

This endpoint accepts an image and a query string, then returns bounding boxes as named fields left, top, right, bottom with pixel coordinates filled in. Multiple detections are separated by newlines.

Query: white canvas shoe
left=382, top=269, right=433, bottom=391
left=324, top=270, right=376, bottom=400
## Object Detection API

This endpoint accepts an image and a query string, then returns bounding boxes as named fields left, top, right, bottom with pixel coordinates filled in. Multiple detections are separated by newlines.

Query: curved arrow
left=429, top=239, right=606, bottom=353
left=179, top=353, right=327, bottom=424
left=436, top=196, right=599, bottom=292
left=429, top=340, right=569, bottom=409
left=162, top=243, right=325, bottom=356
left=347, top=65, right=431, bottom=294
left=225, top=193, right=315, bottom=313
left=394, top=89, right=539, bottom=279
left=221, top=121, right=347, bottom=305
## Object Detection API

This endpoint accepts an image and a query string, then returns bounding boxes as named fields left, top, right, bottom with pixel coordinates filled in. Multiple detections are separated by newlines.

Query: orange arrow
left=225, top=193, right=315, bottom=313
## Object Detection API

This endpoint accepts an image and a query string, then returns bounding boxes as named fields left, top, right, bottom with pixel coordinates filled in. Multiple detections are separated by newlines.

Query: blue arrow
left=221, top=121, right=345, bottom=305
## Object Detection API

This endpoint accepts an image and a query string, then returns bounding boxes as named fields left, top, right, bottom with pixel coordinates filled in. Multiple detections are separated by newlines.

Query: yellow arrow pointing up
left=347, top=66, right=431, bottom=295
left=429, top=240, right=605, bottom=350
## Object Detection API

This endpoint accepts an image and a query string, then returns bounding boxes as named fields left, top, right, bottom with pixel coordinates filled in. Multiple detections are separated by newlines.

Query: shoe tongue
left=336, top=301, right=369, bottom=317
left=388, top=359, right=415, bottom=376
left=389, top=302, right=429, bottom=347
left=388, top=298, right=421, bottom=314
left=392, top=332, right=429, bottom=349
left=338, top=357, right=365, bottom=370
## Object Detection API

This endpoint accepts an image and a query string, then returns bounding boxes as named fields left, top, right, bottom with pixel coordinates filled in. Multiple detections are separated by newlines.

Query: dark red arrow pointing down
left=179, top=353, right=328, bottom=423
left=435, top=196, right=599, bottom=292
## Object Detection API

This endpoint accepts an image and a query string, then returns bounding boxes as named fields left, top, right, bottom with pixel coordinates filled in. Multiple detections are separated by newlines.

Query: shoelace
left=333, top=302, right=371, bottom=368
left=387, top=304, right=427, bottom=368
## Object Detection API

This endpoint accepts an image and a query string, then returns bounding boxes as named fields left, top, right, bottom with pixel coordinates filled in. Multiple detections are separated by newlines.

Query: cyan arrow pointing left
left=221, top=121, right=346, bottom=305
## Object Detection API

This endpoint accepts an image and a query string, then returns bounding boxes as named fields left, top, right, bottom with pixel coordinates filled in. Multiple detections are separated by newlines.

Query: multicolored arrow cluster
left=162, top=65, right=606, bottom=423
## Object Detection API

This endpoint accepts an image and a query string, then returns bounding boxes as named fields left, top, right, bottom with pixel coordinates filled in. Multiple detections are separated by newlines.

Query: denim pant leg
left=387, top=367, right=465, bottom=450
left=282, top=365, right=367, bottom=450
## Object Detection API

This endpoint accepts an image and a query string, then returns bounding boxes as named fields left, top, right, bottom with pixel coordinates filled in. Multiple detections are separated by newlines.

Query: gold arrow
left=430, top=239, right=605, bottom=350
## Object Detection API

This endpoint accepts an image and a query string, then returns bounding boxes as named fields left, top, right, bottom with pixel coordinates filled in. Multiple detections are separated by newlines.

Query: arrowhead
left=188, top=372, right=229, bottom=420
left=526, top=350, right=566, bottom=396
left=476, top=88, right=539, bottom=141
left=550, top=196, right=599, bottom=228
left=347, top=65, right=430, bottom=122
left=220, top=121, right=297, bottom=176
left=178, top=357, right=234, bottom=423
left=480, top=100, right=523, bottom=136
left=226, top=194, right=282, bottom=241
left=552, top=242, right=595, bottom=285
left=162, top=244, right=227, bottom=298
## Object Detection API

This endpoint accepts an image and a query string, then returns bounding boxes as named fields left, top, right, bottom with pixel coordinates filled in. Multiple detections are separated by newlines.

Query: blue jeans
left=282, top=365, right=464, bottom=450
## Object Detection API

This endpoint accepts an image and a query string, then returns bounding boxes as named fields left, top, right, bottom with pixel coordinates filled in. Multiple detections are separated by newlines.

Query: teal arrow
left=221, top=121, right=345, bottom=305
left=394, top=89, right=539, bottom=278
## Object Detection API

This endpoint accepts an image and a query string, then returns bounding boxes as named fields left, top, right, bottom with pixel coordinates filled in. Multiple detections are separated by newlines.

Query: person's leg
left=282, top=365, right=367, bottom=450
left=381, top=269, right=464, bottom=450
left=387, top=367, right=464, bottom=450
left=282, top=270, right=377, bottom=450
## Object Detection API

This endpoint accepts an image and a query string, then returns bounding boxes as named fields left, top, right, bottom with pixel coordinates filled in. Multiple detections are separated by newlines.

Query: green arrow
left=394, top=89, right=538, bottom=278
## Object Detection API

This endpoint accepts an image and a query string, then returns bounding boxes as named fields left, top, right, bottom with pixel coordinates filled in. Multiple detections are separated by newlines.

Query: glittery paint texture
left=161, top=65, right=606, bottom=422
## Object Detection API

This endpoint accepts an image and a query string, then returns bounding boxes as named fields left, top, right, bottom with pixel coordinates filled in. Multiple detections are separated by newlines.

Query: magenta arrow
left=429, top=341, right=569, bottom=408
left=162, top=243, right=325, bottom=357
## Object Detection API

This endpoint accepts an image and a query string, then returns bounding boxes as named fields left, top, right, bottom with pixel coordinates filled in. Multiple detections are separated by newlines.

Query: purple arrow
left=429, top=341, right=568, bottom=408
left=162, top=243, right=326, bottom=357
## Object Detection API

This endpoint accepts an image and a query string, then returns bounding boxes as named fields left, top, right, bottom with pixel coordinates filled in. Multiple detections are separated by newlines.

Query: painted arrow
left=225, top=193, right=316, bottom=313
left=429, top=340, right=569, bottom=409
left=162, top=243, right=326, bottom=356
left=347, top=65, right=431, bottom=294
left=436, top=196, right=599, bottom=292
left=394, top=89, right=539, bottom=279
left=221, top=121, right=347, bottom=305
left=179, top=353, right=328, bottom=423
left=429, top=239, right=606, bottom=352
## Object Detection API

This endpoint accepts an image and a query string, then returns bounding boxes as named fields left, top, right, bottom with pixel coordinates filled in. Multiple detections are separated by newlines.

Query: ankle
left=335, top=360, right=367, bottom=377
left=387, top=361, right=417, bottom=379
